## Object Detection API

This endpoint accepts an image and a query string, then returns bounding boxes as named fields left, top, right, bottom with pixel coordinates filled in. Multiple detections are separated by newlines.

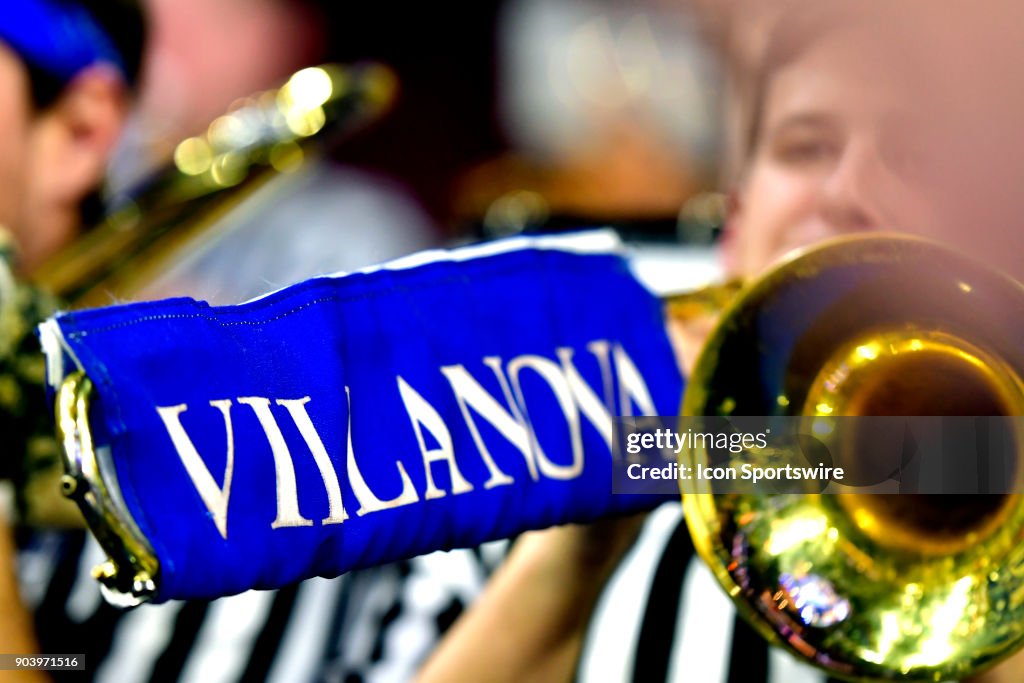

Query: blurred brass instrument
left=32, top=62, right=398, bottom=305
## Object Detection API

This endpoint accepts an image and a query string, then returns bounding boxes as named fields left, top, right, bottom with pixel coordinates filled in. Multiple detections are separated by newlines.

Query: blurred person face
left=0, top=45, right=32, bottom=237
left=723, top=4, right=1024, bottom=281
left=724, top=22, right=943, bottom=276
left=0, top=46, right=128, bottom=270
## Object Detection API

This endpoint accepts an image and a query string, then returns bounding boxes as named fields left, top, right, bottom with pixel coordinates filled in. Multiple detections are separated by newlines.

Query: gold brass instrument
left=671, top=234, right=1024, bottom=681
left=54, top=231, right=1024, bottom=678
left=31, top=62, right=397, bottom=305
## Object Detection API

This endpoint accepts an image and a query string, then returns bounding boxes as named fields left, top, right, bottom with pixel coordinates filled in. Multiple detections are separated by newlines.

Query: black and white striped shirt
left=19, top=528, right=506, bottom=683
left=19, top=504, right=847, bottom=683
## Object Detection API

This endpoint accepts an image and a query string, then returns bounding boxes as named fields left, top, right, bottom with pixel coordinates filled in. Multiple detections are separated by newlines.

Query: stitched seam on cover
left=67, top=258, right=621, bottom=338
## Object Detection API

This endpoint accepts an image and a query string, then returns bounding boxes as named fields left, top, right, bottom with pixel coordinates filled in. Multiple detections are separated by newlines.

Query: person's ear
left=36, top=65, right=129, bottom=203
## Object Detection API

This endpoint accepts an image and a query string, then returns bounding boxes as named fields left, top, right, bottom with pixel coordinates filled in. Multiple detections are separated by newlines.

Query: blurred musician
left=0, top=0, right=145, bottom=672
left=0, top=0, right=142, bottom=273
left=420, top=3, right=1024, bottom=683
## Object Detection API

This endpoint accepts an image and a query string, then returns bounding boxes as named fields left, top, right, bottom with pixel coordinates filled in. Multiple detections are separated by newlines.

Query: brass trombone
left=670, top=234, right=1024, bottom=681
left=54, top=229, right=1024, bottom=680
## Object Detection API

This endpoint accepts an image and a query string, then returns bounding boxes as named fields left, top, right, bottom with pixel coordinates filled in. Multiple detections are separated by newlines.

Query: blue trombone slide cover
left=39, top=231, right=684, bottom=601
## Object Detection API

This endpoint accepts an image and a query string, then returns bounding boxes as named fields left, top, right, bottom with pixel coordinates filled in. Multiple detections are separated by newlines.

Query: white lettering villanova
left=156, top=341, right=656, bottom=539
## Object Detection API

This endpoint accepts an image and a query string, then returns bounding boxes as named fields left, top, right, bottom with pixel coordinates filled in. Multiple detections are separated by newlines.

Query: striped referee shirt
left=18, top=503, right=852, bottom=683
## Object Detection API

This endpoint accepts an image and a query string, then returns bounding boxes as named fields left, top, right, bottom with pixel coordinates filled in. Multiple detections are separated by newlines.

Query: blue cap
left=1, top=0, right=128, bottom=86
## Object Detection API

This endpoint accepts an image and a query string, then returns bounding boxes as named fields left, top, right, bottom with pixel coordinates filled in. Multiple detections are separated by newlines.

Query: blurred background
left=77, top=0, right=729, bottom=308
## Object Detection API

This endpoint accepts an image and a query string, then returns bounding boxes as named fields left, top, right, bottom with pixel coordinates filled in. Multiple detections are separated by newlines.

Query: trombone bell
left=680, top=234, right=1024, bottom=681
